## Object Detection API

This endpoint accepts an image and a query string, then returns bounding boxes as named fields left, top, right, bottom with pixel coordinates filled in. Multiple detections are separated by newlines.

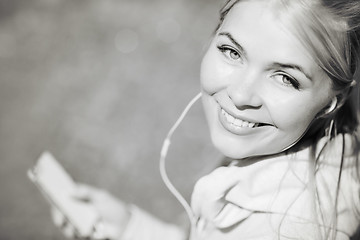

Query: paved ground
left=0, top=0, right=225, bottom=239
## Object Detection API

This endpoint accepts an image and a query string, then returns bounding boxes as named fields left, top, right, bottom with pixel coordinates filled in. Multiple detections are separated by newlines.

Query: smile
left=221, top=109, right=258, bottom=128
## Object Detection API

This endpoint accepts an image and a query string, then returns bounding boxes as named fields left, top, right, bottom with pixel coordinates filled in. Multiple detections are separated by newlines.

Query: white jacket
left=122, top=135, right=360, bottom=239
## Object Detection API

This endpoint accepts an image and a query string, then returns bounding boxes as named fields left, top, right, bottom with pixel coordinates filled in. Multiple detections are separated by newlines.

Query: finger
left=80, top=186, right=118, bottom=210
left=51, top=208, right=78, bottom=239
left=62, top=222, right=77, bottom=239
left=72, top=183, right=94, bottom=202
left=74, top=184, right=110, bottom=203
left=51, top=207, right=66, bottom=228
left=91, top=221, right=121, bottom=240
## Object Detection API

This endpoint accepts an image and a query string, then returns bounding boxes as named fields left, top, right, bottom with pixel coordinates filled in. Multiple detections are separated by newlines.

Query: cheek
left=200, top=49, right=235, bottom=95
left=201, top=92, right=217, bottom=124
left=269, top=96, right=324, bottom=134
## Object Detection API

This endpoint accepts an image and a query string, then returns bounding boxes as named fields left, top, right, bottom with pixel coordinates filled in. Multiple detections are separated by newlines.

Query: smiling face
left=201, top=0, right=337, bottom=159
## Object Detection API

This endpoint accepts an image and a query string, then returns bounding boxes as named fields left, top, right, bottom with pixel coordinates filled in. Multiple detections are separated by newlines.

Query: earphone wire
left=159, top=92, right=202, bottom=237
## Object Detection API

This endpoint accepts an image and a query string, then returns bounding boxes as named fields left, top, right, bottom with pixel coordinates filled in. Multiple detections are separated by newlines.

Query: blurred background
left=0, top=0, right=225, bottom=239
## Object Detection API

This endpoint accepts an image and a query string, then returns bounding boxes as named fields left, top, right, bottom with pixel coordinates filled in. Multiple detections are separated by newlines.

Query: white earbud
left=325, top=97, right=337, bottom=114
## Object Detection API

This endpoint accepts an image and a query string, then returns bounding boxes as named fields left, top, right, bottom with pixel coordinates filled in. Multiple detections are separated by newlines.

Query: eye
left=273, top=73, right=300, bottom=90
left=217, top=45, right=242, bottom=61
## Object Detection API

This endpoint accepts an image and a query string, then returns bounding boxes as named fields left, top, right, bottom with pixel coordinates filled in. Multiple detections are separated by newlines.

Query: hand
left=51, top=184, right=131, bottom=239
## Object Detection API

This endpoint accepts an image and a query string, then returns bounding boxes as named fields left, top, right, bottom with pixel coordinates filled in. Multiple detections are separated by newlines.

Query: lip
left=216, top=103, right=274, bottom=135
left=220, top=105, right=260, bottom=125
left=214, top=94, right=274, bottom=124
left=218, top=107, right=254, bottom=135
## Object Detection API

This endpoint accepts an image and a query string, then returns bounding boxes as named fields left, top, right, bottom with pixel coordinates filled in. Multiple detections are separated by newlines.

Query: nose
left=226, top=69, right=263, bottom=110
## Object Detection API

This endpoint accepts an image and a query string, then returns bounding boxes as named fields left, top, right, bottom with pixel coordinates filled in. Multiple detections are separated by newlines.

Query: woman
left=53, top=0, right=360, bottom=239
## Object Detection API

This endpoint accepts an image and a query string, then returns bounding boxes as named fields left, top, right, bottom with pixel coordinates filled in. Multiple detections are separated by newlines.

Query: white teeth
left=227, top=114, right=235, bottom=123
left=222, top=109, right=257, bottom=128
left=233, top=118, right=242, bottom=126
left=223, top=109, right=234, bottom=123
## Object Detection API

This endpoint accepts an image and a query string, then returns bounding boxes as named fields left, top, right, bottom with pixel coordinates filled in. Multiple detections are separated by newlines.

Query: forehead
left=219, top=1, right=328, bottom=83
left=220, top=1, right=303, bottom=56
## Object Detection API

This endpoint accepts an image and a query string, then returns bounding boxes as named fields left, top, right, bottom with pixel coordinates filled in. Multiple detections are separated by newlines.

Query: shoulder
left=315, top=133, right=360, bottom=236
left=199, top=212, right=350, bottom=240
left=316, top=133, right=358, bottom=167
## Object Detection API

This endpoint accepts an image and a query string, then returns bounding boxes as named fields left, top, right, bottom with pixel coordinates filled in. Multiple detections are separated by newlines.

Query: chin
left=209, top=128, right=294, bottom=160
left=210, top=131, right=256, bottom=159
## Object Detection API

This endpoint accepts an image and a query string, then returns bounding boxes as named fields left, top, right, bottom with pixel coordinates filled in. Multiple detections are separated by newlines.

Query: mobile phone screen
left=28, top=152, right=99, bottom=237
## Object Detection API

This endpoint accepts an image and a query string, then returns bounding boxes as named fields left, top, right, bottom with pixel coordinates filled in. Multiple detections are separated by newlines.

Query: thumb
left=72, top=183, right=95, bottom=202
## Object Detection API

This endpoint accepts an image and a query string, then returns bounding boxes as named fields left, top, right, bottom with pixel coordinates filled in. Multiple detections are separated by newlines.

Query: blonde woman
left=52, top=0, right=360, bottom=239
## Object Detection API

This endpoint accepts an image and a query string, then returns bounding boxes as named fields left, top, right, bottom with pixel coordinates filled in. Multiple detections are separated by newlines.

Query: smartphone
left=28, top=152, right=99, bottom=237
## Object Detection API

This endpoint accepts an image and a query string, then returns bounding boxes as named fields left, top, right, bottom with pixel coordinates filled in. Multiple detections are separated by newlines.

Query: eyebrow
left=218, top=32, right=247, bottom=58
left=270, top=63, right=313, bottom=81
left=218, top=32, right=313, bottom=81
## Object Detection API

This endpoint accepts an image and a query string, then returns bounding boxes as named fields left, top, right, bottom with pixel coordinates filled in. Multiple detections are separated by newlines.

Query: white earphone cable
left=159, top=92, right=202, bottom=236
